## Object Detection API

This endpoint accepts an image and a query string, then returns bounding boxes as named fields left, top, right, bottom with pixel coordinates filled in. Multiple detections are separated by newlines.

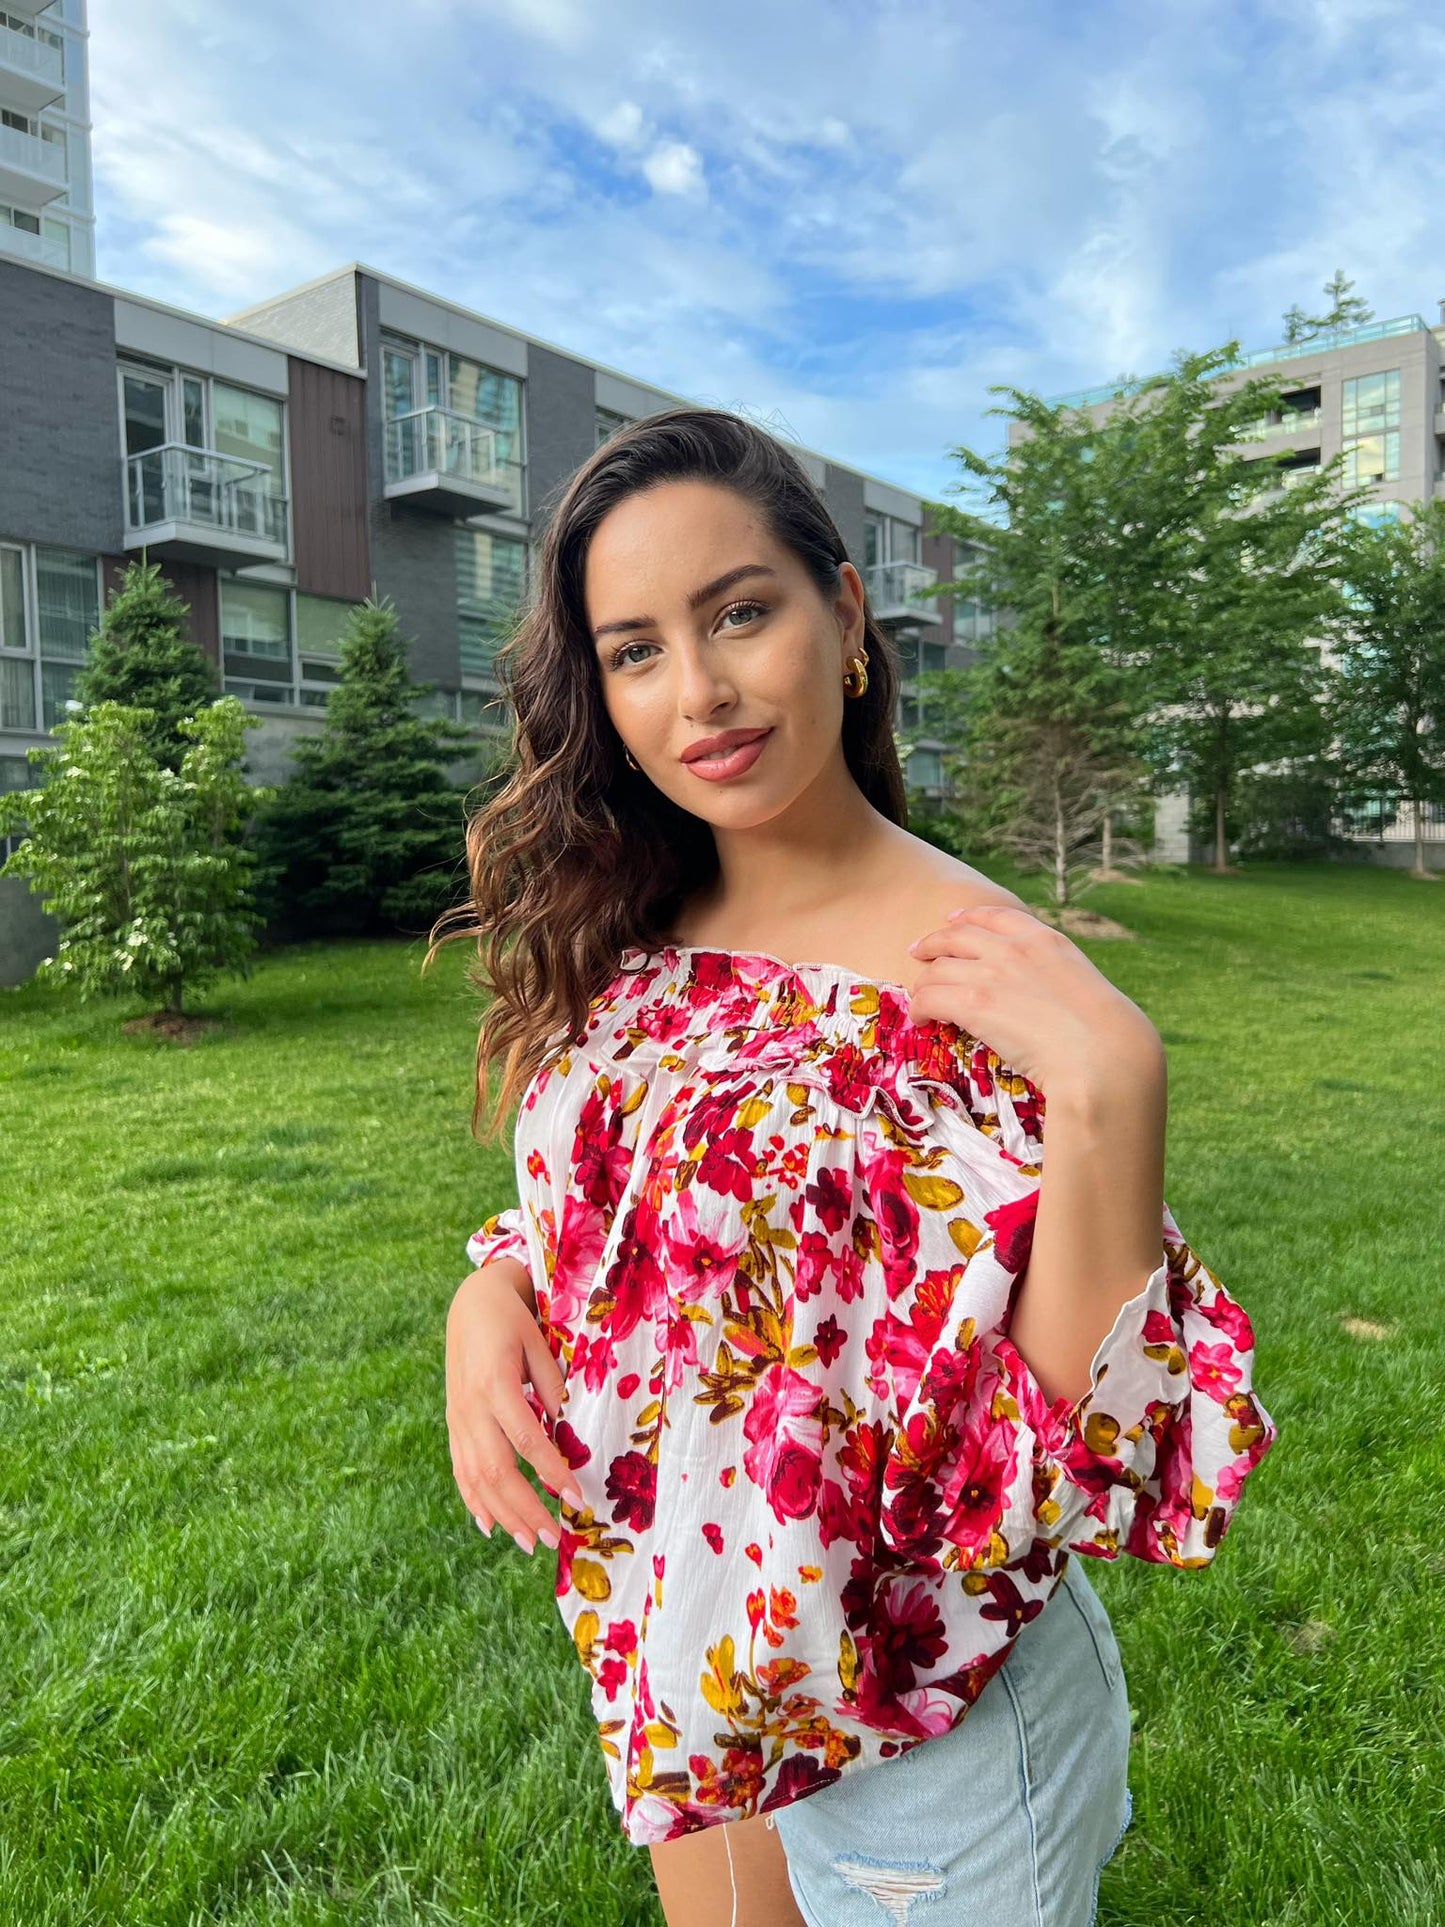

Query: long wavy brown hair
left=425, top=405, right=909, bottom=1144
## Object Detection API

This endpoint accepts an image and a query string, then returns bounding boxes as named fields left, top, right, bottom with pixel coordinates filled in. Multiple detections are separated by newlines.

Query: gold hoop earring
left=842, top=650, right=869, bottom=698
left=624, top=748, right=640, bottom=771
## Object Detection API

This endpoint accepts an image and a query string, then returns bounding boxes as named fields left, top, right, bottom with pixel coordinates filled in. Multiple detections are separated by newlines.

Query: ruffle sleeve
left=464, top=1204, right=532, bottom=1277
left=881, top=1053, right=1279, bottom=1573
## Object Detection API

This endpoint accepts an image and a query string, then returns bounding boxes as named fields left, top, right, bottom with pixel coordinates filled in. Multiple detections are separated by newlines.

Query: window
left=119, top=363, right=288, bottom=551
left=923, top=640, right=947, bottom=674
left=863, top=512, right=922, bottom=568
left=221, top=580, right=292, bottom=703
left=596, top=406, right=632, bottom=448
left=1350, top=501, right=1406, bottom=530
left=907, top=749, right=942, bottom=789
left=295, top=593, right=355, bottom=707
left=1342, top=370, right=1399, bottom=439
left=457, top=529, right=527, bottom=677
left=381, top=330, right=526, bottom=515
left=0, top=544, right=98, bottom=732
left=1342, top=433, right=1400, bottom=486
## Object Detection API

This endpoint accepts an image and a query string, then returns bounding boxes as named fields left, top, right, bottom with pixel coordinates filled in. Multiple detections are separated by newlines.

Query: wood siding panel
left=103, top=557, right=220, bottom=668
left=286, top=358, right=371, bottom=601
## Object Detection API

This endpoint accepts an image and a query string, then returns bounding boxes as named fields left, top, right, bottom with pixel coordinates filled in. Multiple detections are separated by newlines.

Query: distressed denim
left=768, top=1556, right=1134, bottom=1925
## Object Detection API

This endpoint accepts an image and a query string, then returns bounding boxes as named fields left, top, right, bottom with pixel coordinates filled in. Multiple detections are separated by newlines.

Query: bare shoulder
left=891, top=840, right=1031, bottom=935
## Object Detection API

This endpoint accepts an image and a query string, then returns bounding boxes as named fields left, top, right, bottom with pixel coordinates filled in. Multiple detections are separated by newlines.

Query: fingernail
left=474, top=1515, right=492, bottom=1537
left=537, top=1524, right=560, bottom=1551
left=947, top=906, right=968, bottom=919
left=512, top=1529, right=534, bottom=1555
left=562, top=1485, right=584, bottom=1510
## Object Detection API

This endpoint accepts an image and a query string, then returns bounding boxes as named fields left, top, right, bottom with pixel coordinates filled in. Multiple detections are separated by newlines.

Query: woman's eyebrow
left=592, top=564, right=780, bottom=644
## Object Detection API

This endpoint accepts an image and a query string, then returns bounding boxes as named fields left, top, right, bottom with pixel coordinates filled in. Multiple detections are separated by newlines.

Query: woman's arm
left=1006, top=1037, right=1168, bottom=1407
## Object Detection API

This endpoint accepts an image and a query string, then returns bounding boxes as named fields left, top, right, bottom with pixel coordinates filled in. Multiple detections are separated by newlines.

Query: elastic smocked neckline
left=618, top=941, right=922, bottom=1006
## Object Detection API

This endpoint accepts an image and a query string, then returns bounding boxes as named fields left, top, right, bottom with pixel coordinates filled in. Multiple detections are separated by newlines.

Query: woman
left=434, top=408, right=1278, bottom=1925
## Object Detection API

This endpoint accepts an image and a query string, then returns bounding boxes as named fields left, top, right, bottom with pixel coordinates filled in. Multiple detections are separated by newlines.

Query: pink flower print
left=742, top=1366, right=825, bottom=1524
left=1189, top=1339, right=1244, bottom=1404
left=694, top=1122, right=761, bottom=1204
left=664, top=1186, right=748, bottom=1307
left=1195, top=1290, right=1258, bottom=1351
left=702, top=1522, right=724, bottom=1554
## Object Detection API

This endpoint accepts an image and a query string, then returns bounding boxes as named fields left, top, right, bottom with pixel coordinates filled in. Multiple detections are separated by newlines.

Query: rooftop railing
left=1047, top=314, right=1432, bottom=413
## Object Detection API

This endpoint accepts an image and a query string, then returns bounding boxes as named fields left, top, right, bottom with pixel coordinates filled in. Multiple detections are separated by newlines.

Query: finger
left=489, top=1372, right=584, bottom=1537
left=452, top=1408, right=557, bottom=1550
left=520, top=1326, right=584, bottom=1504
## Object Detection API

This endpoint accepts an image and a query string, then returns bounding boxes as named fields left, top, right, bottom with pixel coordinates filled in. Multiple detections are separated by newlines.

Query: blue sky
left=90, top=0, right=1445, bottom=501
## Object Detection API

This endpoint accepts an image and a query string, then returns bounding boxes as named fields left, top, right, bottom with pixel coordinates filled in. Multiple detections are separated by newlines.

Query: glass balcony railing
left=864, top=559, right=942, bottom=624
left=383, top=407, right=510, bottom=495
left=0, top=218, right=66, bottom=268
left=1049, top=314, right=1431, bottom=413
left=123, top=444, right=288, bottom=553
left=0, top=119, right=65, bottom=195
left=1237, top=408, right=1323, bottom=441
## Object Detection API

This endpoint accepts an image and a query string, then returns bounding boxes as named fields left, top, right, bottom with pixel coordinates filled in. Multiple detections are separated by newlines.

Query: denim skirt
left=768, top=1556, right=1134, bottom=1927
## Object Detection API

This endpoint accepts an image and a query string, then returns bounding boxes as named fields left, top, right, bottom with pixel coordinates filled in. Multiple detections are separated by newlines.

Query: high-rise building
left=0, top=0, right=94, bottom=278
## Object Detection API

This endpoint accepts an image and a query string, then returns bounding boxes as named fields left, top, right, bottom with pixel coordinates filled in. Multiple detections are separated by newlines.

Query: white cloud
left=86, top=0, right=1445, bottom=495
left=641, top=141, right=705, bottom=198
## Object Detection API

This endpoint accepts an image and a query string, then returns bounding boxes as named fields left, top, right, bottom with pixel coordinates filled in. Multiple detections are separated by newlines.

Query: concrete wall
left=227, top=271, right=362, bottom=369
left=0, top=258, right=122, bottom=552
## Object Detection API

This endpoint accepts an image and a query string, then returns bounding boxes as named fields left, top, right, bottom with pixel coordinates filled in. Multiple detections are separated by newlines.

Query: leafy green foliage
left=248, top=598, right=480, bottom=940
left=71, top=560, right=219, bottom=775
left=0, top=698, right=269, bottom=1014
left=1327, top=500, right=1445, bottom=874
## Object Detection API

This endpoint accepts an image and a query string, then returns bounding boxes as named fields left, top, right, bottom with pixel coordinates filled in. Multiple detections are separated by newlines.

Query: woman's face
left=582, top=479, right=867, bottom=826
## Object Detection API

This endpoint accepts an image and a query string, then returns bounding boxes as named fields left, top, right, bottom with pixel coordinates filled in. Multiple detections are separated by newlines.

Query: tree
left=1280, top=271, right=1374, bottom=347
left=1061, top=346, right=1365, bottom=872
left=248, top=598, right=478, bottom=939
left=0, top=698, right=269, bottom=1017
left=1328, top=502, right=1445, bottom=879
left=924, top=344, right=1368, bottom=878
left=71, top=560, right=219, bottom=774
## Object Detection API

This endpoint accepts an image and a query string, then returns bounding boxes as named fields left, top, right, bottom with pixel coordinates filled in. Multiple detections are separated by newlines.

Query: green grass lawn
left=2, top=860, right=1442, bottom=1925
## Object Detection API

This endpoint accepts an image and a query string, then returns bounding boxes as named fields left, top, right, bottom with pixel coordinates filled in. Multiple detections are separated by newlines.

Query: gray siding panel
left=824, top=462, right=867, bottom=574
left=525, top=343, right=597, bottom=536
left=0, top=260, right=123, bottom=553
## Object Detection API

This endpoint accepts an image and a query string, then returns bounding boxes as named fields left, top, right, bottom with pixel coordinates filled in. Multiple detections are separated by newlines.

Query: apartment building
left=1040, top=310, right=1445, bottom=867
left=0, top=0, right=93, bottom=278
left=1, top=254, right=974, bottom=983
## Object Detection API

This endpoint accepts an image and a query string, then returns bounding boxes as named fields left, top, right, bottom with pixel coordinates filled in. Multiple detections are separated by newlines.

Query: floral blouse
left=463, top=943, right=1279, bottom=1848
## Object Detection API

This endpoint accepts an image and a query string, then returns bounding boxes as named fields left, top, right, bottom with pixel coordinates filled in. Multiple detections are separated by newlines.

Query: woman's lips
left=682, top=729, right=773, bottom=781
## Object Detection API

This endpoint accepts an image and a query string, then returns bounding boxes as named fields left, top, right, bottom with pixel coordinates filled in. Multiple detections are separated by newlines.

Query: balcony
left=382, top=407, right=515, bottom=516
left=0, top=118, right=64, bottom=205
left=123, top=445, right=289, bottom=569
left=1237, top=407, right=1324, bottom=442
left=864, top=559, right=943, bottom=625
left=0, top=216, right=65, bottom=268
left=0, top=21, right=63, bottom=112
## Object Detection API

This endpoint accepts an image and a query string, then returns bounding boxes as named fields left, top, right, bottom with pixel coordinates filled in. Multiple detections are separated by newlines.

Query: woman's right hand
left=445, top=1264, right=581, bottom=1556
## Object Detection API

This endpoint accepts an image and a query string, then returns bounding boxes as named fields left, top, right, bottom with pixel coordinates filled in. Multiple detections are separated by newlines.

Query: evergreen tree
left=249, top=597, right=479, bottom=939
left=71, top=560, right=219, bottom=774
left=0, top=697, right=268, bottom=1017
left=1329, top=501, right=1445, bottom=879
left=1280, top=271, right=1374, bottom=347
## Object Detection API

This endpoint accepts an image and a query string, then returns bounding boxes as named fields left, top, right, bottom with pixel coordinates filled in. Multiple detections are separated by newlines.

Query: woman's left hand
left=905, top=902, right=1164, bottom=1093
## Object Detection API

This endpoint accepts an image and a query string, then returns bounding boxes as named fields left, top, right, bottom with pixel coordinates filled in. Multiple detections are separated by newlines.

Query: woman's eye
left=606, top=601, right=765, bottom=670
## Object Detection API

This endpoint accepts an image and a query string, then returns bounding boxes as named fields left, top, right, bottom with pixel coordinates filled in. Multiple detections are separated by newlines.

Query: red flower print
left=606, top=1449, right=657, bottom=1532
left=985, top=1190, right=1038, bottom=1275
left=1195, top=1290, right=1257, bottom=1350
left=813, top=1313, right=847, bottom=1368
left=702, top=1522, right=724, bottom=1553
left=664, top=1184, right=748, bottom=1306
left=794, top=1229, right=836, bottom=1303
left=804, top=1164, right=854, bottom=1235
